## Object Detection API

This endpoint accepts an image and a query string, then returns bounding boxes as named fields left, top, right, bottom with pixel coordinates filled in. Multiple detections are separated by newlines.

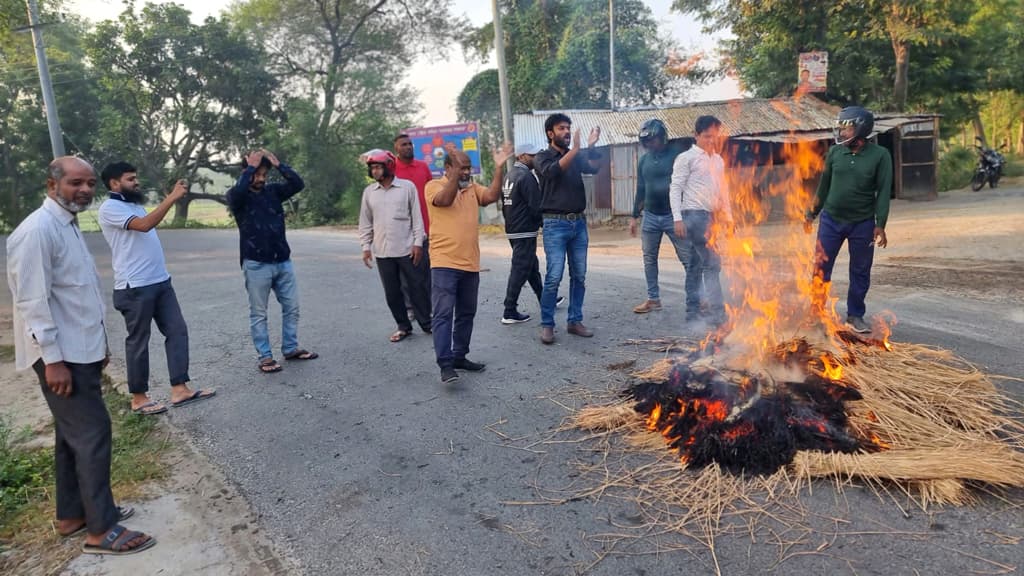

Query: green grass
left=937, top=145, right=977, bottom=192
left=77, top=199, right=234, bottom=232
left=0, top=376, right=168, bottom=554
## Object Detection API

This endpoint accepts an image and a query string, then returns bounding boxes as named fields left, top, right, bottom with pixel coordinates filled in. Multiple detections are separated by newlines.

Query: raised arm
left=477, top=142, right=514, bottom=207
left=124, top=180, right=188, bottom=233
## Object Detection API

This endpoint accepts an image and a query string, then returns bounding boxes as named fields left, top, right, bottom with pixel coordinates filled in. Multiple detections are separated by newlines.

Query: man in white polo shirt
left=98, top=162, right=215, bottom=415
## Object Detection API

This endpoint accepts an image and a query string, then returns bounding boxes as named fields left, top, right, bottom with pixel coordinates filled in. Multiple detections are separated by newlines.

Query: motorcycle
left=970, top=137, right=1006, bottom=191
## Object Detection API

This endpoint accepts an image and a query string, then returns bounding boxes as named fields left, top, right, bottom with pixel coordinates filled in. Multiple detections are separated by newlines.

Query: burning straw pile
left=553, top=137, right=1024, bottom=567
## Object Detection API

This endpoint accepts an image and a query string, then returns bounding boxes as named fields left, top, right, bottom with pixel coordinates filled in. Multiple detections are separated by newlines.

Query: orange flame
left=820, top=354, right=843, bottom=381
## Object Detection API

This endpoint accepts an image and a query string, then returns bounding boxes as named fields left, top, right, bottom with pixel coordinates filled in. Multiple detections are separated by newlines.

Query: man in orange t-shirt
left=394, top=134, right=435, bottom=311
left=425, top=143, right=513, bottom=384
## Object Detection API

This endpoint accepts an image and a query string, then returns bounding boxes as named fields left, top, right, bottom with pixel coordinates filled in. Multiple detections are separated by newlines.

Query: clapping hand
left=587, top=126, right=601, bottom=147
left=492, top=141, right=513, bottom=165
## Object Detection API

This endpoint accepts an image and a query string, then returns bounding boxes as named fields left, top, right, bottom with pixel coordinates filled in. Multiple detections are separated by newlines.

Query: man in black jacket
left=500, top=143, right=558, bottom=324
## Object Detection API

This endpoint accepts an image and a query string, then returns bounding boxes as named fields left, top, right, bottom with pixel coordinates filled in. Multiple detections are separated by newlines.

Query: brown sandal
left=258, top=358, right=282, bottom=373
left=284, top=349, right=319, bottom=360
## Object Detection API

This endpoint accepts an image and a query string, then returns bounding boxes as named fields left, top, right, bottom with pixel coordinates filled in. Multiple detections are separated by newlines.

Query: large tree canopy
left=457, top=0, right=707, bottom=142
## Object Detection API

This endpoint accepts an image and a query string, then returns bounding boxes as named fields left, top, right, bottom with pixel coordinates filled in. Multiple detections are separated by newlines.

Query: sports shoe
left=501, top=311, right=532, bottom=325
left=440, top=367, right=459, bottom=383
left=555, top=296, right=566, bottom=308
left=632, top=299, right=662, bottom=314
left=846, top=316, right=871, bottom=334
left=453, top=358, right=486, bottom=372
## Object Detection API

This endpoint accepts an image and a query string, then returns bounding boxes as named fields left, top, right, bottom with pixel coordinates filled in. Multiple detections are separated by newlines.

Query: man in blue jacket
left=227, top=149, right=318, bottom=373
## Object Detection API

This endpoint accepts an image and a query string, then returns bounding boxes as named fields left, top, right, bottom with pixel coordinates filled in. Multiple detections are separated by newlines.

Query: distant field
left=77, top=199, right=233, bottom=232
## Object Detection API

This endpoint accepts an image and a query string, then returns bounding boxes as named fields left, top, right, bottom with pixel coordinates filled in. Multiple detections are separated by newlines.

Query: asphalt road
left=3, top=214, right=1022, bottom=576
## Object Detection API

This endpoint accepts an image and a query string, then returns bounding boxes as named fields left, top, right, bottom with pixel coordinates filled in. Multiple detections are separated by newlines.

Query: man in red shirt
left=394, top=133, right=434, bottom=308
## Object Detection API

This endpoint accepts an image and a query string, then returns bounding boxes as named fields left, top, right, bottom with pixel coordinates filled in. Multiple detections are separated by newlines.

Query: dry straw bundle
left=562, top=339, right=1024, bottom=570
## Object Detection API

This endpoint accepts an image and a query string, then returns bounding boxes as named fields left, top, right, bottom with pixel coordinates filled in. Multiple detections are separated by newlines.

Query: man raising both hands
left=535, top=113, right=603, bottom=345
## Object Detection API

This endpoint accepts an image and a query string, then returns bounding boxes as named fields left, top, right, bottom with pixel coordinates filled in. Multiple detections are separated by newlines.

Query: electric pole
left=609, top=0, right=615, bottom=110
left=25, top=0, right=65, bottom=157
left=492, top=0, right=513, bottom=146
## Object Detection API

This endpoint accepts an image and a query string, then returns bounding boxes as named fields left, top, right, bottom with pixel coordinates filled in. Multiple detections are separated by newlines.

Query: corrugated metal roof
left=513, top=98, right=939, bottom=148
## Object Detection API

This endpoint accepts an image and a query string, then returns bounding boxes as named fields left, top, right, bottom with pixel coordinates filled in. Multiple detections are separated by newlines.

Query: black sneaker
left=453, top=358, right=486, bottom=372
left=846, top=316, right=871, bottom=334
left=501, top=311, right=532, bottom=325
left=555, top=296, right=566, bottom=308
left=440, top=367, right=459, bottom=383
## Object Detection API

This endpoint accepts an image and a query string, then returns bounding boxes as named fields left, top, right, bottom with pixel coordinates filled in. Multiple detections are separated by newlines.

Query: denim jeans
left=540, top=217, right=588, bottom=327
left=431, top=267, right=479, bottom=369
left=243, top=259, right=300, bottom=360
left=682, top=210, right=724, bottom=317
left=640, top=210, right=693, bottom=301
left=814, top=211, right=876, bottom=318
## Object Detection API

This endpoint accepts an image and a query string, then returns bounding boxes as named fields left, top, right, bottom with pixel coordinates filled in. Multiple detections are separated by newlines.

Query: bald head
left=47, top=156, right=97, bottom=214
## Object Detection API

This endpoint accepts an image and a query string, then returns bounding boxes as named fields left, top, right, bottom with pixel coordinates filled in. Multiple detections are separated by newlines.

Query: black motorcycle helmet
left=834, top=106, right=874, bottom=146
left=638, top=118, right=668, bottom=146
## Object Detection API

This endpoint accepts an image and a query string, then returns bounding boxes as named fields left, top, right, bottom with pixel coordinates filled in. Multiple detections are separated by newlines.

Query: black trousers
left=33, top=360, right=118, bottom=535
left=112, top=278, right=190, bottom=394
left=503, top=237, right=543, bottom=315
left=379, top=255, right=432, bottom=332
left=402, top=239, right=431, bottom=309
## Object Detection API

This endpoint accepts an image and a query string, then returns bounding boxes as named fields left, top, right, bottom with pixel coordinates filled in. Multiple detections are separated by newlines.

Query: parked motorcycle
left=971, top=138, right=1006, bottom=191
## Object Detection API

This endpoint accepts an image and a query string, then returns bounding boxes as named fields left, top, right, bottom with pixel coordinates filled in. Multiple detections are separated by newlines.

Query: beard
left=458, top=176, right=472, bottom=189
left=54, top=194, right=91, bottom=213
left=121, top=188, right=145, bottom=203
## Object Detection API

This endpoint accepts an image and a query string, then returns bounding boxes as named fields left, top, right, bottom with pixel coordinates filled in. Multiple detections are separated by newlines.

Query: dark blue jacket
left=227, top=163, right=304, bottom=265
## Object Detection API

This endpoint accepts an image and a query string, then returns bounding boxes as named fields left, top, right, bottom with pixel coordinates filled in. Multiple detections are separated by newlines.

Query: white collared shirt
left=669, top=144, right=733, bottom=222
left=357, top=177, right=425, bottom=258
left=6, top=197, right=108, bottom=370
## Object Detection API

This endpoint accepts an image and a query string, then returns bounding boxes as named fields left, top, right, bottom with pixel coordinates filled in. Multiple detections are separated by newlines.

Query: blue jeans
left=431, top=267, right=479, bottom=369
left=540, top=217, right=588, bottom=327
left=243, top=259, right=300, bottom=360
left=814, top=211, right=875, bottom=318
left=682, top=210, right=724, bottom=317
left=640, top=210, right=693, bottom=301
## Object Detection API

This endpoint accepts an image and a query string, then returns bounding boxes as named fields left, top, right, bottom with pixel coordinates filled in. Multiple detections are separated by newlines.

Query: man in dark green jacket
left=630, top=119, right=693, bottom=314
left=807, top=106, right=892, bottom=334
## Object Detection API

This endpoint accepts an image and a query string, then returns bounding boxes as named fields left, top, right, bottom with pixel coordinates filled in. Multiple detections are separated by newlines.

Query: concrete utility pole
left=25, top=0, right=65, bottom=157
left=609, top=0, right=615, bottom=110
left=492, top=0, right=513, bottom=146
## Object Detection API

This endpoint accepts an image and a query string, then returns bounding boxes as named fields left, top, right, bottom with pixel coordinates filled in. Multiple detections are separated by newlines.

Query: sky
left=65, top=0, right=742, bottom=126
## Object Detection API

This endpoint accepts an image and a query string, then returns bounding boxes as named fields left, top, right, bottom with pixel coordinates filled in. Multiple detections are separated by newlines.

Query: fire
left=820, top=355, right=843, bottom=381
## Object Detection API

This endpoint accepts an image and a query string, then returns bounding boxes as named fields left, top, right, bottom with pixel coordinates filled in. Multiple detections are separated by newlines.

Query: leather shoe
left=567, top=323, right=594, bottom=338
left=453, top=358, right=486, bottom=372
left=540, top=326, right=555, bottom=345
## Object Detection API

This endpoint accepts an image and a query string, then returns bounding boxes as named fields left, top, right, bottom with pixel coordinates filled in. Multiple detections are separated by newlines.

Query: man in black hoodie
left=500, top=143, right=562, bottom=324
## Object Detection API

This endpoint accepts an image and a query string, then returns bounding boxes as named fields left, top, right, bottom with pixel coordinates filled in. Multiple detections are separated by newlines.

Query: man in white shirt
left=669, top=115, right=734, bottom=326
left=357, top=150, right=431, bottom=342
left=6, top=156, right=155, bottom=555
left=98, top=162, right=215, bottom=415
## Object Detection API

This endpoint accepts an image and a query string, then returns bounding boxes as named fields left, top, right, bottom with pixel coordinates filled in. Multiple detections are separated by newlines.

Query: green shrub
left=1002, top=154, right=1024, bottom=178
left=937, top=145, right=977, bottom=191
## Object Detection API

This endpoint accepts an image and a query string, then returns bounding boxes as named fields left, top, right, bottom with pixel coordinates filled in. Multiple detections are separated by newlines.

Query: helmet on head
left=638, top=118, right=668, bottom=145
left=365, top=149, right=397, bottom=179
left=834, top=106, right=874, bottom=146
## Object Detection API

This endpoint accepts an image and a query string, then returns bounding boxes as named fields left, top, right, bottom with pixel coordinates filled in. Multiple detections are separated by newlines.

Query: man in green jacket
left=806, top=106, right=892, bottom=334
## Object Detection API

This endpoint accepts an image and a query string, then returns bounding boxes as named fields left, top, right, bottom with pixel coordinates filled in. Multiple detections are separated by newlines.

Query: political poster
left=798, top=52, right=828, bottom=93
left=404, top=122, right=482, bottom=176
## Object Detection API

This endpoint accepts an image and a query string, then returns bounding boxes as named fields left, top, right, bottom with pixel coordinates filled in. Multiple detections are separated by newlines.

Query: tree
left=0, top=0, right=102, bottom=229
left=84, top=2, right=278, bottom=223
left=230, top=0, right=464, bottom=223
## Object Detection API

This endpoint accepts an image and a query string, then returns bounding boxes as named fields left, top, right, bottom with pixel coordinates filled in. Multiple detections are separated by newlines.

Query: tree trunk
left=891, top=39, right=909, bottom=112
left=172, top=198, right=191, bottom=225
left=972, top=112, right=987, bottom=148
left=1017, top=111, right=1024, bottom=154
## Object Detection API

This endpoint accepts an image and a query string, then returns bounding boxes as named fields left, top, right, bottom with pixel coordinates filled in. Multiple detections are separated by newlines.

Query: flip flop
left=258, top=358, right=283, bottom=373
left=284, top=349, right=319, bottom=360
left=171, top=389, right=216, bottom=408
left=131, top=401, right=167, bottom=416
left=389, top=330, right=410, bottom=343
left=59, top=505, right=135, bottom=538
left=81, top=524, right=156, bottom=556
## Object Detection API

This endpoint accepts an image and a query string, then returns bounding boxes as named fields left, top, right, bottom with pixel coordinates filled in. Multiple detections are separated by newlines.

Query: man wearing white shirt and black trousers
left=6, top=157, right=155, bottom=555
left=670, top=115, right=734, bottom=326
left=98, top=162, right=215, bottom=415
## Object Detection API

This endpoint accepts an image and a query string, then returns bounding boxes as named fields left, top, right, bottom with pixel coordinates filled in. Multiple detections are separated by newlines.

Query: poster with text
left=404, top=122, right=481, bottom=176
left=798, top=52, right=828, bottom=93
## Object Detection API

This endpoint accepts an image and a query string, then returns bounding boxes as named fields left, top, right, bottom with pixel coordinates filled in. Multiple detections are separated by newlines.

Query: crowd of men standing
left=4, top=106, right=891, bottom=557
